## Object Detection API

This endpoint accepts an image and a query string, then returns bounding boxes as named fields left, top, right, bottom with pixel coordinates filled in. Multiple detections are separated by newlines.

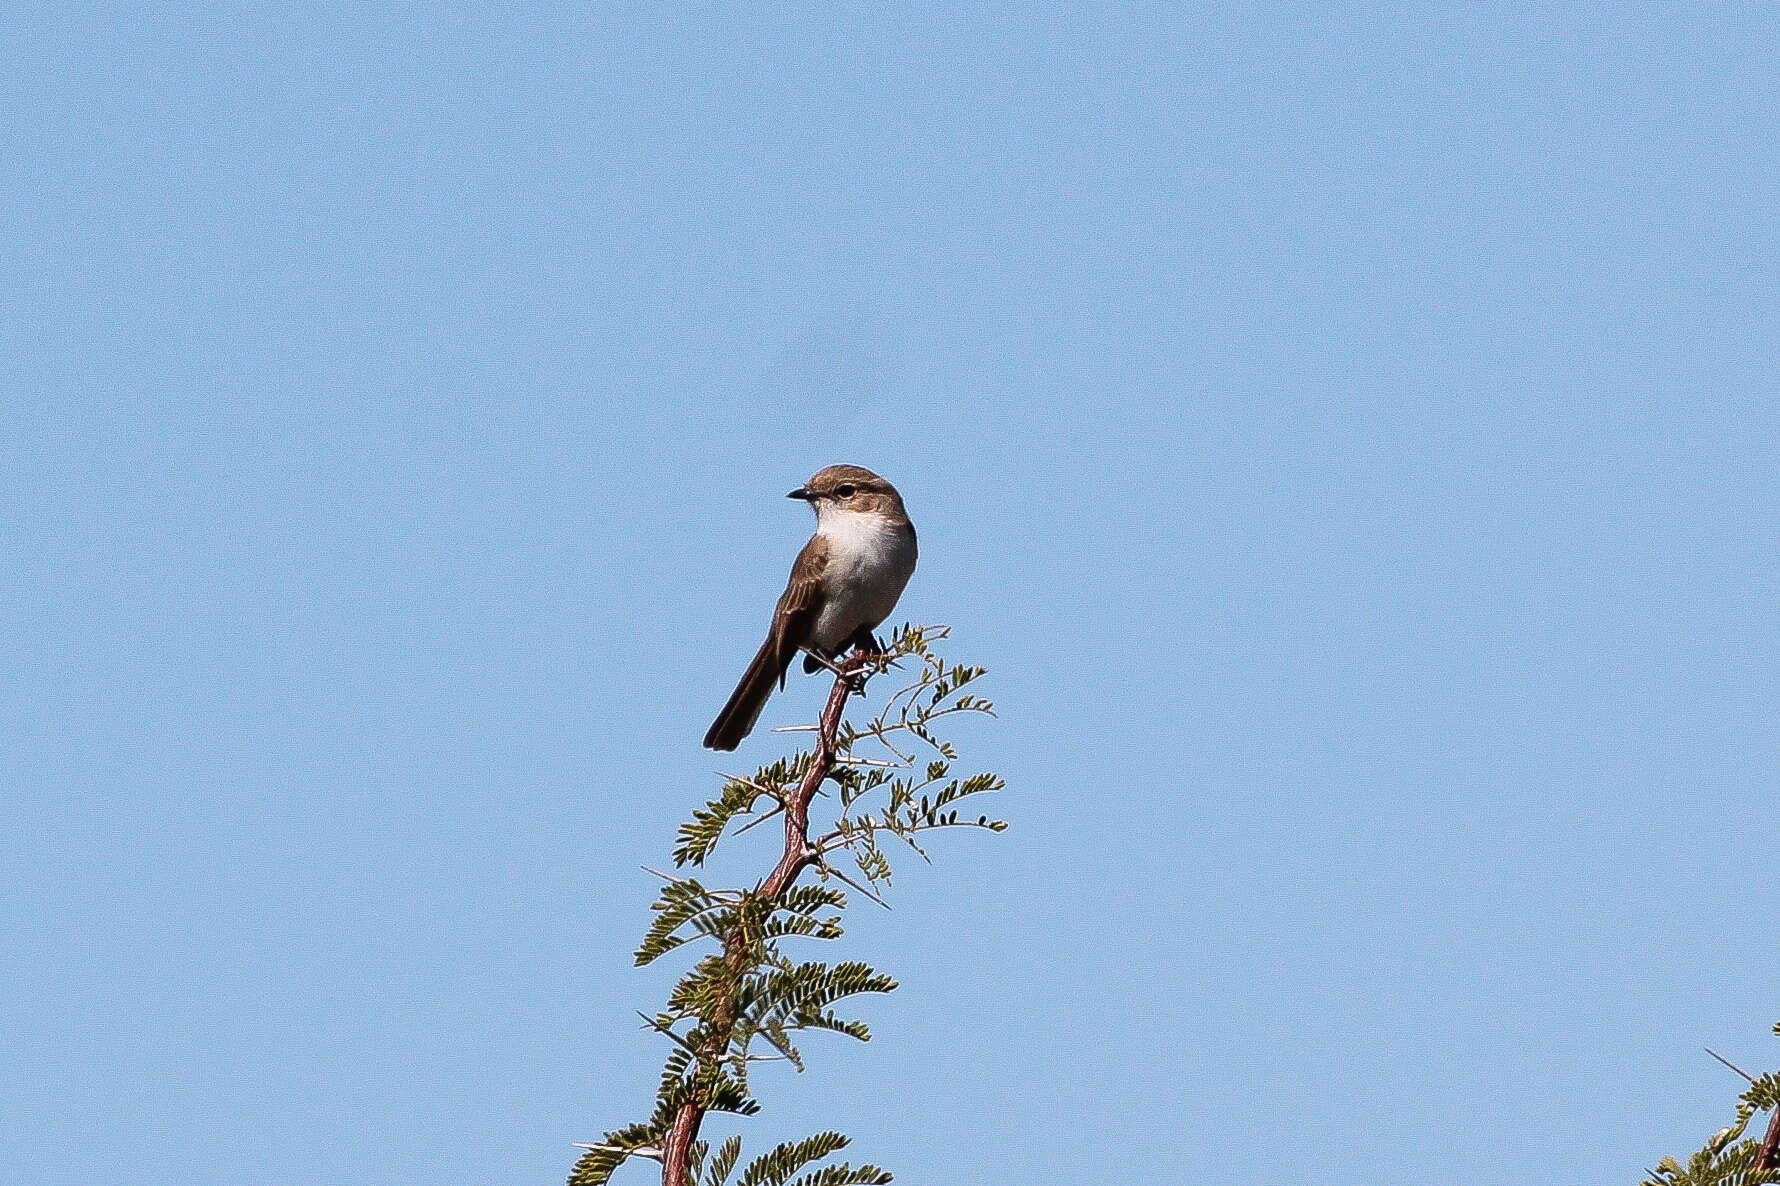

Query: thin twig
left=731, top=802, right=786, bottom=837
left=715, top=772, right=793, bottom=801
left=575, top=1143, right=665, bottom=1162
left=812, top=834, right=852, bottom=859
left=1705, top=1048, right=1758, bottom=1084
left=640, top=867, right=743, bottom=901
left=799, top=647, right=855, bottom=678
left=848, top=721, right=914, bottom=764
left=812, top=859, right=893, bottom=910
left=637, top=1013, right=700, bottom=1054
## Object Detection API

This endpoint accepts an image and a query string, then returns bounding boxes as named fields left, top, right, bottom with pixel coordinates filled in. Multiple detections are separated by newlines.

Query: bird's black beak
left=787, top=487, right=813, bottom=500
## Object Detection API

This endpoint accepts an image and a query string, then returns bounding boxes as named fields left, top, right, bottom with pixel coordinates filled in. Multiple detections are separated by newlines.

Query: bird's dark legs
left=845, top=626, right=884, bottom=655
left=799, top=647, right=853, bottom=678
left=800, top=630, right=884, bottom=692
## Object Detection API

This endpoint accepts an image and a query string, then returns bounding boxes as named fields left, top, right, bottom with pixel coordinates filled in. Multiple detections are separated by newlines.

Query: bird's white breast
left=811, top=508, right=917, bottom=649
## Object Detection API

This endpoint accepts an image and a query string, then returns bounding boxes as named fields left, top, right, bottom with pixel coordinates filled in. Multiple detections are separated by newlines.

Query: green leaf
left=566, top=1118, right=668, bottom=1186
left=636, top=878, right=732, bottom=966
left=705, top=1135, right=744, bottom=1186
left=786, top=1165, right=893, bottom=1186
left=1744, top=1071, right=1780, bottom=1113
left=737, top=1132, right=850, bottom=1186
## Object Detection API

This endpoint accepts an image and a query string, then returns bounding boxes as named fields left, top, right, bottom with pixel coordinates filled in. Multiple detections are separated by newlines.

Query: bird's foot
left=800, top=648, right=855, bottom=679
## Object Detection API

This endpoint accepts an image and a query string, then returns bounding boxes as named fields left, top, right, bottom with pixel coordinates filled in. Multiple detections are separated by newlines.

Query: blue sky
left=5, top=4, right=1778, bottom=1184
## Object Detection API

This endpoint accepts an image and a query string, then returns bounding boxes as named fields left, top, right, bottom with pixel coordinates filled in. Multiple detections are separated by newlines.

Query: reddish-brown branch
left=1758, top=1101, right=1780, bottom=1175
left=661, top=652, right=870, bottom=1186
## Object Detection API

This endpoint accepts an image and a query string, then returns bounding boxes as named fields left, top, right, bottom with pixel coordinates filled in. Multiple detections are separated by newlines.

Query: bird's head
left=787, top=465, right=908, bottom=524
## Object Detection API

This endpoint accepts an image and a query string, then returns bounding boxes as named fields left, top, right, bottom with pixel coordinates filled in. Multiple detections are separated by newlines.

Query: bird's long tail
left=703, top=632, right=789, bottom=751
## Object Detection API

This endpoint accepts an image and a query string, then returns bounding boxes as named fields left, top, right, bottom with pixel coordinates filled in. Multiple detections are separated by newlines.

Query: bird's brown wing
left=766, top=534, right=828, bottom=685
left=703, top=536, right=829, bottom=751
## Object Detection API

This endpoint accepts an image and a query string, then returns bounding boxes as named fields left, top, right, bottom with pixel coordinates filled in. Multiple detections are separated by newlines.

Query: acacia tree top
left=571, top=625, right=1006, bottom=1186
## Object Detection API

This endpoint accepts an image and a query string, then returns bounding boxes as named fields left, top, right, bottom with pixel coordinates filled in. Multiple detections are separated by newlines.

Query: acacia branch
left=659, top=650, right=874, bottom=1186
left=1759, top=1103, right=1780, bottom=1175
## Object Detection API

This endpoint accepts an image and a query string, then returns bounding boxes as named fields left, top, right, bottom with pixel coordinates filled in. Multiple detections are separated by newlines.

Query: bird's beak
left=787, top=487, right=813, bottom=500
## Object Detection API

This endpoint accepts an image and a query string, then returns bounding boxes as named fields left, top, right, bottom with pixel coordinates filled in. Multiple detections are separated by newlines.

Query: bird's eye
left=835, top=484, right=857, bottom=498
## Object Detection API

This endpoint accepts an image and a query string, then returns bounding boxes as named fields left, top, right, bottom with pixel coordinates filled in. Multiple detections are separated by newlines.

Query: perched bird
left=703, top=465, right=917, bottom=751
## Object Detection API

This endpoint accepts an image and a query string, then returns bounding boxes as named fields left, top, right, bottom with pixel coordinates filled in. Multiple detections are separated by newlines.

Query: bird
left=703, top=465, right=918, bottom=751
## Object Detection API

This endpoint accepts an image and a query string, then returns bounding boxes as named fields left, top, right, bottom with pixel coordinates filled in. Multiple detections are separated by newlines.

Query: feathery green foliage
left=570, top=626, right=1004, bottom=1186
left=1642, top=1023, right=1780, bottom=1186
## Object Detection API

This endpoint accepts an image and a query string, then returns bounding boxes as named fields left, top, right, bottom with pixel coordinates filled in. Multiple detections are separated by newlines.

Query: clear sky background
left=5, top=4, right=1777, bottom=1184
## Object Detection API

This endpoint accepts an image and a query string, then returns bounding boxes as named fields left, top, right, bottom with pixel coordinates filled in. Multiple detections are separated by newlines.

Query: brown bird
left=703, top=465, right=918, bottom=751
